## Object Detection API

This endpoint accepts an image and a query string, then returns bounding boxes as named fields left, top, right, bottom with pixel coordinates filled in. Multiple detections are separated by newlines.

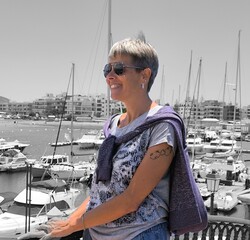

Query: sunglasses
left=103, top=62, right=144, bottom=77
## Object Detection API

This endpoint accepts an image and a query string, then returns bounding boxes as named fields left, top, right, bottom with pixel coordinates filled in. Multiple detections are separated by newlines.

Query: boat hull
left=50, top=162, right=96, bottom=180
left=31, top=166, right=50, bottom=178
left=0, top=180, right=82, bottom=238
left=187, top=144, right=204, bottom=153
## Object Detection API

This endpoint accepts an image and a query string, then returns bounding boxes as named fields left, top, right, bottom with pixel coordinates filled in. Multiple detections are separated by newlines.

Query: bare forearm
left=69, top=196, right=90, bottom=220
left=50, top=196, right=91, bottom=237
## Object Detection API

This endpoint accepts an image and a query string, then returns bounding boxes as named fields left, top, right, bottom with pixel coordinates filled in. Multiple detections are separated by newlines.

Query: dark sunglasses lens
left=113, top=63, right=124, bottom=75
left=103, top=64, right=112, bottom=77
left=103, top=63, right=125, bottom=77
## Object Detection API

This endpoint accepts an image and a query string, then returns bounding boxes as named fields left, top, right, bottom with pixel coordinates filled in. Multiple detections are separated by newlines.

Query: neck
left=118, top=98, right=157, bottom=127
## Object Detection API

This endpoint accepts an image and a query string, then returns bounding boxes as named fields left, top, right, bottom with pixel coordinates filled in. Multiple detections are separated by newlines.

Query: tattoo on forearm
left=149, top=146, right=172, bottom=160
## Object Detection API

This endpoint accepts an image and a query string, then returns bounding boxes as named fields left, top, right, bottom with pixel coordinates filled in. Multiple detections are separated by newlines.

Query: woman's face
left=105, top=54, right=144, bottom=102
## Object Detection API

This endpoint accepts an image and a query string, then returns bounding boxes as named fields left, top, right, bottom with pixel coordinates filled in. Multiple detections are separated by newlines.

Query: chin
left=110, top=94, right=120, bottom=101
left=110, top=91, right=122, bottom=101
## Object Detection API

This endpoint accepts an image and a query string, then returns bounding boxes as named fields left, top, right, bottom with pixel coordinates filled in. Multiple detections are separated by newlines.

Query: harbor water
left=1, top=119, right=250, bottom=222
left=0, top=119, right=102, bottom=193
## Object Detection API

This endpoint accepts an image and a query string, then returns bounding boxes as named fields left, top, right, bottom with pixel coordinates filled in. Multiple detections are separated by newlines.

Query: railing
left=171, top=215, right=250, bottom=240
left=20, top=214, right=250, bottom=240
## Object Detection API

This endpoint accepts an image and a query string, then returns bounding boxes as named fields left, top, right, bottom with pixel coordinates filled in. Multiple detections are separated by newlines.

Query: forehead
left=108, top=54, right=133, bottom=64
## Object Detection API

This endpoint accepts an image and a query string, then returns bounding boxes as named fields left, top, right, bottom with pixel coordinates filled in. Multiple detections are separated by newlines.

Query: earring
left=141, top=83, right=145, bottom=89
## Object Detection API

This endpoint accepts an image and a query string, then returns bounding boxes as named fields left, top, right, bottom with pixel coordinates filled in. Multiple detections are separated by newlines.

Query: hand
left=18, top=216, right=84, bottom=240
left=17, top=220, right=67, bottom=240
left=17, top=227, right=59, bottom=240
left=46, top=216, right=82, bottom=238
left=17, top=230, right=47, bottom=240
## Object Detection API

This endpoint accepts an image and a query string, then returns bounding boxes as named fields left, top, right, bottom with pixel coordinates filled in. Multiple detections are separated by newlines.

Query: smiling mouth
left=110, top=84, right=120, bottom=89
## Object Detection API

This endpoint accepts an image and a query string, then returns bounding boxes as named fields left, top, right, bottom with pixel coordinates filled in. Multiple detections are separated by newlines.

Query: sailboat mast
left=106, top=0, right=112, bottom=117
left=196, top=58, right=202, bottom=109
left=233, top=30, right=241, bottom=131
left=108, top=0, right=112, bottom=54
left=160, top=65, right=165, bottom=105
left=70, top=63, right=75, bottom=163
left=186, top=51, right=192, bottom=104
left=184, top=50, right=192, bottom=127
left=178, top=84, right=181, bottom=105
left=191, top=58, right=202, bottom=159
left=222, top=62, right=227, bottom=121
left=171, top=89, right=174, bottom=106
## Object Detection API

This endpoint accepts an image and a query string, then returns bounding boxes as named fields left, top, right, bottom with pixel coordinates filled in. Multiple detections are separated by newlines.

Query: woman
left=18, top=36, right=207, bottom=240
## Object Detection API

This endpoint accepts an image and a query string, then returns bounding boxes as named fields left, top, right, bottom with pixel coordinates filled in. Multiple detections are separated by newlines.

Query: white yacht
left=74, top=130, right=104, bottom=149
left=0, top=179, right=82, bottom=239
left=186, top=133, right=204, bottom=154
left=50, top=155, right=96, bottom=181
left=203, top=139, right=241, bottom=153
left=31, top=154, right=70, bottom=178
left=0, top=149, right=29, bottom=172
left=0, top=138, right=30, bottom=153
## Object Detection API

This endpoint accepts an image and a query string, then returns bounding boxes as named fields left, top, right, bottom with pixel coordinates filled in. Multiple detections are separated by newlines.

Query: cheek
left=128, top=77, right=140, bottom=89
left=105, top=78, right=110, bottom=85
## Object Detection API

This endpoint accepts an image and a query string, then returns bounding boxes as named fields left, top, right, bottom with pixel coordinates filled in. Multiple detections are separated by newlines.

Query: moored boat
left=0, top=179, right=82, bottom=239
left=31, top=154, right=70, bottom=178
left=205, top=191, right=239, bottom=212
left=0, top=149, right=31, bottom=172
left=244, top=134, right=250, bottom=142
left=203, top=138, right=241, bottom=153
left=186, top=132, right=204, bottom=154
left=0, top=138, right=30, bottom=153
left=0, top=192, right=17, bottom=214
left=50, top=155, right=96, bottom=181
left=238, top=192, right=250, bottom=205
left=74, top=130, right=104, bottom=149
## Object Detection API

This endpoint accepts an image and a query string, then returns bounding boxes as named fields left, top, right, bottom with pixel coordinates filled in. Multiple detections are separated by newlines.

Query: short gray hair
left=108, top=37, right=159, bottom=92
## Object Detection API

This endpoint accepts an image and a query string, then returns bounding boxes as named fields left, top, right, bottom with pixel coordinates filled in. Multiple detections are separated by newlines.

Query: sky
left=0, top=0, right=249, bottom=107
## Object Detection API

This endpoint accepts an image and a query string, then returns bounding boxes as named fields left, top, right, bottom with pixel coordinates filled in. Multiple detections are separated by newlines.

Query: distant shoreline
left=0, top=119, right=104, bottom=130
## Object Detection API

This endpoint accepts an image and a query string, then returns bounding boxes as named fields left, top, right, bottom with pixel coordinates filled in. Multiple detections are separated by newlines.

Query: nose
left=105, top=67, right=117, bottom=79
left=105, top=74, right=115, bottom=86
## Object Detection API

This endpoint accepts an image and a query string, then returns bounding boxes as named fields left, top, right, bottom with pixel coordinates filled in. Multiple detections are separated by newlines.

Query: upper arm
left=124, top=141, right=174, bottom=211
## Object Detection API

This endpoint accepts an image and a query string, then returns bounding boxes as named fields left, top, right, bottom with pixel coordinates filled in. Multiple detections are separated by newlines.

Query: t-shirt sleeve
left=148, top=122, right=176, bottom=151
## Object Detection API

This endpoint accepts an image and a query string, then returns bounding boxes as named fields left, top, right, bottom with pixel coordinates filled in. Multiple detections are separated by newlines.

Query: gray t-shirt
left=87, top=105, right=175, bottom=240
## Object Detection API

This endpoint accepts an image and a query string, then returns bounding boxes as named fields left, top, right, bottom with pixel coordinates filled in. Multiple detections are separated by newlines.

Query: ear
left=141, top=68, right=151, bottom=82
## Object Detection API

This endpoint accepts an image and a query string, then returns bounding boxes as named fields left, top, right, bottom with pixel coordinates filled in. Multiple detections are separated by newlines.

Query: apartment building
left=0, top=96, right=9, bottom=113
left=0, top=94, right=246, bottom=122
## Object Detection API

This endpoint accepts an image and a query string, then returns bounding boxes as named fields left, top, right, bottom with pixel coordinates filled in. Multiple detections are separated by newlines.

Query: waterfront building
left=200, top=118, right=220, bottom=130
left=32, top=93, right=123, bottom=119
left=0, top=96, right=9, bottom=114
left=0, top=94, right=248, bottom=123
left=0, top=96, right=33, bottom=118
left=8, top=102, right=33, bottom=117
left=90, top=94, right=124, bottom=117
left=201, top=100, right=222, bottom=120
left=246, top=105, right=250, bottom=119
left=65, top=95, right=93, bottom=117
left=92, top=94, right=108, bottom=117
left=32, top=93, right=65, bottom=117
left=223, top=104, right=241, bottom=121
left=177, top=100, right=204, bottom=127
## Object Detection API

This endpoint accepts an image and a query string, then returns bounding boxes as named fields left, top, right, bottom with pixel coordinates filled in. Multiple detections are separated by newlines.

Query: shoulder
left=149, top=121, right=176, bottom=150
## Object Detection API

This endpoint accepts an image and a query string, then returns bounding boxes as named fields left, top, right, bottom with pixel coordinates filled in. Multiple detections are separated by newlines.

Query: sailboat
left=196, top=31, right=245, bottom=184
left=49, top=64, right=97, bottom=181
left=49, top=133, right=78, bottom=147
left=51, top=0, right=114, bottom=181
left=232, top=30, right=242, bottom=147
left=203, top=31, right=242, bottom=157
left=186, top=58, right=204, bottom=155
